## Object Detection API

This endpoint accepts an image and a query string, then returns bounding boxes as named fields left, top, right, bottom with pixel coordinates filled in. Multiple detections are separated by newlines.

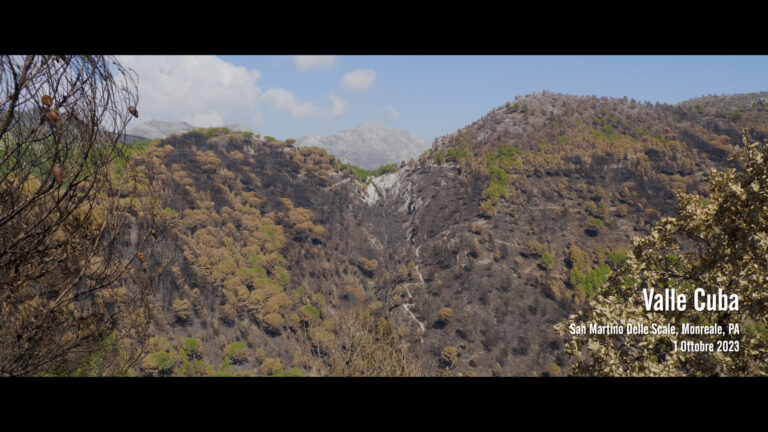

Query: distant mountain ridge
left=295, top=122, right=430, bottom=169
left=128, top=119, right=255, bottom=140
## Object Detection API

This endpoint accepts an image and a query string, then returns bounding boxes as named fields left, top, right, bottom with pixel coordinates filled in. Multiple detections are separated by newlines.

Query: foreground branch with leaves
left=556, top=135, right=768, bottom=376
left=0, top=55, right=162, bottom=376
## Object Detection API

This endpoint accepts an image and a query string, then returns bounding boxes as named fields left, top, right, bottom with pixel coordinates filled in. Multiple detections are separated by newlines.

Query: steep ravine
left=361, top=163, right=570, bottom=375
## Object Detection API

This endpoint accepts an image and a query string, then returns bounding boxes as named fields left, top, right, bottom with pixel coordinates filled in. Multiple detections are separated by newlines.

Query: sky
left=117, top=55, right=768, bottom=143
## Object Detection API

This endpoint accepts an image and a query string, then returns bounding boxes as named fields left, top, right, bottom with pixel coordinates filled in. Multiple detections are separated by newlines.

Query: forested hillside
left=2, top=55, right=766, bottom=376
left=118, top=91, right=767, bottom=376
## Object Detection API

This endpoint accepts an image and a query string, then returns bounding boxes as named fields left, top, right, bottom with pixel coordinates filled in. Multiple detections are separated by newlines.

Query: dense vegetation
left=338, top=161, right=399, bottom=184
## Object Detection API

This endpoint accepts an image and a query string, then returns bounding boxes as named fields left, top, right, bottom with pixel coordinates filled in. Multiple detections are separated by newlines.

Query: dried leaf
left=51, top=165, right=63, bottom=184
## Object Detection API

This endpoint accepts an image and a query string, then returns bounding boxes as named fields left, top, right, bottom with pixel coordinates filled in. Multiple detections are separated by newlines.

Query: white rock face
left=363, top=167, right=421, bottom=213
left=128, top=120, right=198, bottom=139
left=128, top=120, right=257, bottom=140
left=295, top=122, right=430, bottom=169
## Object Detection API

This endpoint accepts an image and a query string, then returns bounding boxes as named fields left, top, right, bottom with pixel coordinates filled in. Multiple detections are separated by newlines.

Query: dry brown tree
left=306, top=306, right=425, bottom=376
left=0, top=55, right=161, bottom=376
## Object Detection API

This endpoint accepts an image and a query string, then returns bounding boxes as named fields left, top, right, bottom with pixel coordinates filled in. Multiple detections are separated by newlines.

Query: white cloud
left=262, top=88, right=319, bottom=118
left=191, top=111, right=225, bottom=127
left=261, top=89, right=347, bottom=119
left=341, top=69, right=376, bottom=91
left=294, top=55, right=337, bottom=71
left=386, top=106, right=400, bottom=120
left=116, top=55, right=262, bottom=127
left=253, top=110, right=265, bottom=126
left=328, top=93, right=348, bottom=117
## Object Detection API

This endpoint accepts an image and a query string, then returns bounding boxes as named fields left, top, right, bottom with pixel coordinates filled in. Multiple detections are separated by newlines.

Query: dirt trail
left=414, top=264, right=425, bottom=284
left=402, top=303, right=425, bottom=332
left=400, top=262, right=427, bottom=333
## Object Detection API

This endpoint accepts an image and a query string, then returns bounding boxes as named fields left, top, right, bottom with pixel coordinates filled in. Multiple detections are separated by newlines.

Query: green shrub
left=224, top=341, right=249, bottom=364
left=274, top=266, right=291, bottom=287
left=484, top=166, right=509, bottom=202
left=590, top=124, right=619, bottom=141
left=175, top=358, right=209, bottom=377
left=301, top=304, right=320, bottom=319
left=183, top=337, right=202, bottom=359
left=151, top=351, right=175, bottom=374
left=215, top=357, right=235, bottom=377
left=446, top=137, right=468, bottom=162
left=542, top=251, right=554, bottom=269
left=192, top=127, right=231, bottom=137
left=493, top=144, right=518, bottom=170
left=270, top=366, right=303, bottom=377
left=571, top=263, right=612, bottom=297
left=745, top=321, right=768, bottom=339
left=433, top=149, right=446, bottom=164
left=479, top=144, right=518, bottom=215
left=571, top=268, right=586, bottom=288
left=341, top=162, right=398, bottom=183
left=608, top=248, right=629, bottom=270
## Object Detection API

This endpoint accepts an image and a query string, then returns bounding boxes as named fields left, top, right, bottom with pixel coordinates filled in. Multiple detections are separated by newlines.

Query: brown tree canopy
left=305, top=306, right=424, bottom=376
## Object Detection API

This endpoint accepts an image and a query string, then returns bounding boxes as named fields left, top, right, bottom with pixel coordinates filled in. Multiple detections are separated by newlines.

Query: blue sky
left=118, top=55, right=768, bottom=143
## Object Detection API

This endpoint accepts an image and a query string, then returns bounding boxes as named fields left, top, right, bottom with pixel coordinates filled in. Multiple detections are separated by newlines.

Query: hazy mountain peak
left=296, top=122, right=430, bottom=169
left=222, top=123, right=256, bottom=134
left=128, top=119, right=198, bottom=140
